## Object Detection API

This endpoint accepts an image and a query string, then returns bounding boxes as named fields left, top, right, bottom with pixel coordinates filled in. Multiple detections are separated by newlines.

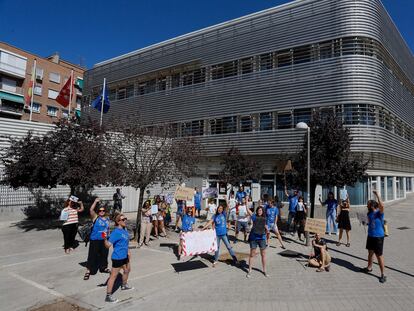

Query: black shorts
left=366, top=236, right=384, bottom=256
left=112, top=257, right=129, bottom=268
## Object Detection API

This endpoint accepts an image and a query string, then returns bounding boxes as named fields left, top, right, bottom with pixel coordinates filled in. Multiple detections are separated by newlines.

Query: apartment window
left=47, top=89, right=59, bottom=99
left=171, top=73, right=181, bottom=88
left=293, top=45, right=312, bottom=64
left=181, top=122, right=192, bottom=137
left=34, top=85, right=42, bottom=95
left=294, top=108, right=312, bottom=125
left=240, top=115, right=252, bottom=132
left=182, top=68, right=206, bottom=86
left=35, top=68, right=44, bottom=80
left=276, top=50, right=292, bottom=67
left=0, top=77, right=17, bottom=93
left=222, top=116, right=237, bottom=134
left=210, top=118, right=223, bottom=135
left=0, top=51, right=27, bottom=76
left=211, top=64, right=224, bottom=80
left=240, top=57, right=253, bottom=74
left=157, top=77, right=167, bottom=91
left=191, top=120, right=204, bottom=136
left=138, top=82, right=147, bottom=95
left=126, top=84, right=134, bottom=97
left=193, top=68, right=206, bottom=84
left=259, top=112, right=273, bottom=131
left=47, top=106, right=58, bottom=117
left=277, top=112, right=292, bottom=129
left=259, top=53, right=273, bottom=71
left=62, top=109, right=69, bottom=118
left=223, top=60, right=238, bottom=78
left=319, top=41, right=333, bottom=60
left=49, top=72, right=61, bottom=83
left=117, top=88, right=126, bottom=100
left=31, top=103, right=41, bottom=113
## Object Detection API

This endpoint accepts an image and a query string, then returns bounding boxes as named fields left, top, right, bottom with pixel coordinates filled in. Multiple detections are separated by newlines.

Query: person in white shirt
left=234, top=197, right=250, bottom=243
left=205, top=198, right=217, bottom=221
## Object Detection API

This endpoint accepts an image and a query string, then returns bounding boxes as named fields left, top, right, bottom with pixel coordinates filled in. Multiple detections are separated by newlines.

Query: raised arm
left=284, top=186, right=289, bottom=198
left=319, top=195, right=324, bottom=205
left=77, top=201, right=84, bottom=213
left=90, top=198, right=100, bottom=218
left=373, top=190, right=384, bottom=213
left=246, top=206, right=253, bottom=216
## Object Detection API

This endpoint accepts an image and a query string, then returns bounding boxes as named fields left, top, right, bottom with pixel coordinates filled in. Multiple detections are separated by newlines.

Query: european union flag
left=91, top=82, right=110, bottom=113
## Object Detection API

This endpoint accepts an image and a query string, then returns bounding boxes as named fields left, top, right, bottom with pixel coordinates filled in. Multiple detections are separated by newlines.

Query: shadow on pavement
left=10, top=218, right=63, bottom=232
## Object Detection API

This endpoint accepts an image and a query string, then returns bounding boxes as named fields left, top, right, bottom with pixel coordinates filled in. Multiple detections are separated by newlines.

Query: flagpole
left=100, top=78, right=106, bottom=127
left=68, top=69, right=73, bottom=120
left=29, top=59, right=36, bottom=122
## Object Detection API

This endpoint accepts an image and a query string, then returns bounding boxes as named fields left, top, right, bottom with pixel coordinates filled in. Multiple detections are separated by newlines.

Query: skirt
left=337, top=210, right=351, bottom=230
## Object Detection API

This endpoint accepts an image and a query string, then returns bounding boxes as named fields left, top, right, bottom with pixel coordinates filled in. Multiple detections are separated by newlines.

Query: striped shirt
left=63, top=207, right=79, bottom=225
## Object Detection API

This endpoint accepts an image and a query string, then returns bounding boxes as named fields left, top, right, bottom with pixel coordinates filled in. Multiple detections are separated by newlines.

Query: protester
left=84, top=198, right=110, bottom=280
left=202, top=205, right=238, bottom=267
left=194, top=187, right=202, bottom=218
left=319, top=192, right=338, bottom=235
left=266, top=200, right=286, bottom=249
left=152, top=195, right=162, bottom=238
left=246, top=206, right=268, bottom=278
left=113, top=188, right=125, bottom=212
left=164, top=202, right=172, bottom=227
left=360, top=190, right=387, bottom=283
left=285, top=187, right=299, bottom=234
left=308, top=233, right=331, bottom=272
left=246, top=195, right=254, bottom=213
left=139, top=200, right=152, bottom=247
left=234, top=197, right=249, bottom=244
left=206, top=198, right=217, bottom=221
left=227, top=192, right=237, bottom=229
left=178, top=207, right=196, bottom=260
left=103, top=214, right=133, bottom=303
left=157, top=202, right=168, bottom=237
left=175, top=199, right=185, bottom=232
left=235, top=185, right=247, bottom=204
left=336, top=197, right=351, bottom=247
left=61, top=196, right=84, bottom=254
left=294, top=196, right=307, bottom=242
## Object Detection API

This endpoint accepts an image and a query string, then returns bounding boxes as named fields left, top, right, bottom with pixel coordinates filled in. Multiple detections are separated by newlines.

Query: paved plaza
left=1, top=198, right=414, bottom=311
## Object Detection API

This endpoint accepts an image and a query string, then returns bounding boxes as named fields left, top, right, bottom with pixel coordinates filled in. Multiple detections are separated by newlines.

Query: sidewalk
left=0, top=197, right=413, bottom=311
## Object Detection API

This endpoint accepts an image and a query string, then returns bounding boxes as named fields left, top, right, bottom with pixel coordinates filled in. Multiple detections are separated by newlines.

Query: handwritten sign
left=175, top=186, right=195, bottom=201
left=151, top=204, right=158, bottom=215
left=181, top=229, right=217, bottom=257
left=304, top=218, right=326, bottom=235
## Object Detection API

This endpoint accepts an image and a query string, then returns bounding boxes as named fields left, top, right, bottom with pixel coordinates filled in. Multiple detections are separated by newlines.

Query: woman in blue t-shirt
left=84, top=198, right=110, bottom=280
left=103, top=213, right=133, bottom=303
left=178, top=207, right=196, bottom=260
left=246, top=206, right=268, bottom=278
left=360, top=190, right=387, bottom=283
left=202, top=205, right=238, bottom=267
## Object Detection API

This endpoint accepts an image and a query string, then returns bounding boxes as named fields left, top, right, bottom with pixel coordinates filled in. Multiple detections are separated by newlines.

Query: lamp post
left=296, top=122, right=310, bottom=246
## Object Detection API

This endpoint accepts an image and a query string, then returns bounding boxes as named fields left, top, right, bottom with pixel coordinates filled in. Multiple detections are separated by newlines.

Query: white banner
left=181, top=229, right=217, bottom=256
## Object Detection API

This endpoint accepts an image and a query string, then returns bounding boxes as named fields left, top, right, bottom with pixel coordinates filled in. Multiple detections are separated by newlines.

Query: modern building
left=0, top=42, right=84, bottom=123
left=83, top=0, right=414, bottom=205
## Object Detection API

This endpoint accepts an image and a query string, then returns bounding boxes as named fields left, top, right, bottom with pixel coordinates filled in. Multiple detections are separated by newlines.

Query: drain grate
left=396, top=226, right=410, bottom=230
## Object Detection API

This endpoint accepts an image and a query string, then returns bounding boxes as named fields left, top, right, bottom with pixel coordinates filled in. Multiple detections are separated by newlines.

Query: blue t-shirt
left=181, top=215, right=195, bottom=232
left=288, top=194, right=298, bottom=213
left=266, top=206, right=279, bottom=226
left=108, top=227, right=129, bottom=260
left=90, top=217, right=110, bottom=241
left=194, top=192, right=202, bottom=208
left=324, top=199, right=338, bottom=214
left=235, top=191, right=246, bottom=203
left=177, top=201, right=185, bottom=213
left=367, top=210, right=385, bottom=238
left=249, top=214, right=266, bottom=241
left=213, top=212, right=227, bottom=236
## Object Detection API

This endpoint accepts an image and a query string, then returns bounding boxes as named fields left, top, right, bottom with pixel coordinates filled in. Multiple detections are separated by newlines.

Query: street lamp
left=296, top=122, right=311, bottom=246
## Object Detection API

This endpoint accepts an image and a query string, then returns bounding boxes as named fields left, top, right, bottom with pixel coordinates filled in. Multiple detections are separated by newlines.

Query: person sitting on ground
left=234, top=197, right=250, bottom=244
left=178, top=207, right=196, bottom=260
left=103, top=214, right=133, bottom=303
left=266, top=200, right=286, bottom=249
left=84, top=198, right=110, bottom=280
left=308, top=233, right=331, bottom=272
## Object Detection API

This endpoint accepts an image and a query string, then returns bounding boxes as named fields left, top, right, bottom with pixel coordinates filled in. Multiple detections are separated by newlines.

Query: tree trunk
left=134, top=187, right=146, bottom=242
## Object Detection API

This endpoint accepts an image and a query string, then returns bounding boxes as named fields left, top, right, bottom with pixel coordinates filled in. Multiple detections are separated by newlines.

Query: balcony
left=0, top=100, right=24, bottom=116
left=0, top=82, right=24, bottom=96
left=0, top=61, right=26, bottom=79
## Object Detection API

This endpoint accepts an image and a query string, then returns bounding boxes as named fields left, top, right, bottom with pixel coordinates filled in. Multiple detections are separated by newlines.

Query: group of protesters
left=59, top=184, right=387, bottom=303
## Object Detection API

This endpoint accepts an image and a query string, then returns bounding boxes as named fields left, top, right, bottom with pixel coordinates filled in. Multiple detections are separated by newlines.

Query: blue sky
left=0, top=0, right=412, bottom=68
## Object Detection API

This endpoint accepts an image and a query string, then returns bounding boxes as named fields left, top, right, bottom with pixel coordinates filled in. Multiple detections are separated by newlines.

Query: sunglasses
left=99, top=209, right=105, bottom=212
left=120, top=218, right=127, bottom=222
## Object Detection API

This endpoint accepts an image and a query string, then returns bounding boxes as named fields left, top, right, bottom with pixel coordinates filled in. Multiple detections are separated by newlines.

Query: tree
left=292, top=111, right=368, bottom=217
left=218, top=146, right=263, bottom=192
left=105, top=120, right=202, bottom=240
left=2, top=119, right=114, bottom=196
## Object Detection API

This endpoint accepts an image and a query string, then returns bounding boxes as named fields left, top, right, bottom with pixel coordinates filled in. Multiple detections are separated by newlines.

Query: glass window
left=223, top=61, right=238, bottom=78
left=210, top=118, right=223, bottom=135
left=240, top=116, right=252, bottom=132
left=138, top=82, right=147, bottom=95
left=276, top=50, right=292, bottom=68
left=294, top=109, right=311, bottom=125
left=34, top=85, right=42, bottom=95
left=108, top=89, right=116, bottom=101
left=117, top=88, right=126, bottom=100
left=126, top=85, right=134, bottom=97
left=240, top=57, right=253, bottom=74
left=277, top=112, right=292, bottom=129
left=259, top=112, right=272, bottom=131
left=345, top=179, right=368, bottom=205
left=171, top=73, right=181, bottom=88
left=157, top=77, right=167, bottom=91
left=31, top=103, right=41, bottom=113
left=406, top=177, right=412, bottom=192
left=319, top=41, right=333, bottom=60
left=211, top=64, right=224, bottom=80
left=47, top=106, right=58, bottom=117
left=147, top=79, right=156, bottom=93
left=396, top=177, right=404, bottom=198
left=47, top=89, right=59, bottom=99
left=387, top=177, right=394, bottom=200
left=35, top=68, right=44, bottom=79
left=222, top=116, right=237, bottom=134
left=259, top=53, right=273, bottom=71
left=62, top=109, right=69, bottom=118
left=49, top=72, right=61, bottom=83
left=293, top=45, right=312, bottom=64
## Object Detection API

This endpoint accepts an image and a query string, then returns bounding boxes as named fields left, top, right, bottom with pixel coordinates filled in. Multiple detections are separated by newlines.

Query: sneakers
left=121, top=284, right=134, bottom=291
left=246, top=272, right=251, bottom=278
left=105, top=294, right=119, bottom=303
left=379, top=275, right=387, bottom=283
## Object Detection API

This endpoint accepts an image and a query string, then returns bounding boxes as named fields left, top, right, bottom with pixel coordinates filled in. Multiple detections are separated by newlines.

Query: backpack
left=77, top=218, right=97, bottom=247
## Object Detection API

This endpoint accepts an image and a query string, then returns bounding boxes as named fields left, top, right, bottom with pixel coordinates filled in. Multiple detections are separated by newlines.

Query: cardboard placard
left=340, top=189, right=348, bottom=201
left=175, top=186, right=195, bottom=201
left=151, top=204, right=159, bottom=214
left=181, top=229, right=217, bottom=257
left=304, top=218, right=326, bottom=235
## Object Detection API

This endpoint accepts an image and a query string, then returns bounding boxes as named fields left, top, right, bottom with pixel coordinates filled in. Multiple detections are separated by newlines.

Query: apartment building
left=0, top=42, right=84, bottom=123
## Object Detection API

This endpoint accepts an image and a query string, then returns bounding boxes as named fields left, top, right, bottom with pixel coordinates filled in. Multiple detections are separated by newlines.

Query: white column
left=383, top=177, right=388, bottom=202
left=376, top=176, right=381, bottom=195
left=403, top=177, right=407, bottom=199
left=392, top=177, right=397, bottom=201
